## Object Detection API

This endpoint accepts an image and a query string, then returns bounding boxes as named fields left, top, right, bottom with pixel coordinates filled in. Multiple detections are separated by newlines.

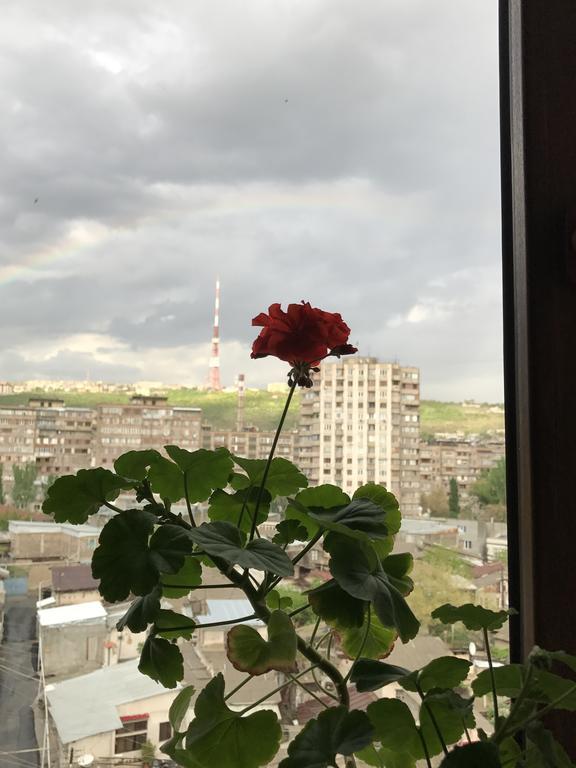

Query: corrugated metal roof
left=38, top=601, right=106, bottom=627
left=196, top=599, right=262, bottom=627
left=46, top=659, right=173, bottom=743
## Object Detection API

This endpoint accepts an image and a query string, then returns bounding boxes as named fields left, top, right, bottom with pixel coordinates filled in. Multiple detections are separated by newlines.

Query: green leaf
left=184, top=674, right=281, bottom=768
left=149, top=524, right=193, bottom=573
left=265, top=590, right=293, bottom=611
left=166, top=446, right=234, bottom=502
left=139, top=636, right=184, bottom=688
left=308, top=580, right=366, bottom=629
left=286, top=485, right=349, bottom=538
left=353, top=483, right=401, bottom=534
left=304, top=498, right=393, bottom=542
left=162, top=557, right=203, bottom=598
left=169, top=685, right=196, bottom=732
left=114, top=449, right=163, bottom=480
left=233, top=455, right=308, bottom=498
left=326, top=534, right=420, bottom=642
left=279, top=706, right=374, bottom=768
left=116, top=586, right=162, bottom=632
left=439, top=742, right=501, bottom=767
left=229, top=472, right=251, bottom=490
left=499, top=737, right=522, bottom=768
left=381, top=553, right=415, bottom=596
left=340, top=611, right=396, bottom=660
left=272, top=519, right=309, bottom=545
left=530, top=646, right=576, bottom=674
left=351, top=659, right=411, bottom=692
left=149, top=456, right=187, bottom=502
left=227, top=610, right=297, bottom=674
left=188, top=522, right=294, bottom=576
left=92, top=510, right=158, bottom=601
left=473, top=665, right=576, bottom=710
left=356, top=745, right=416, bottom=768
left=367, top=698, right=422, bottom=758
left=208, top=487, right=271, bottom=534
left=401, top=657, right=472, bottom=694
left=420, top=691, right=475, bottom=757
left=431, top=603, right=511, bottom=631
left=154, top=609, right=197, bottom=640
left=525, top=722, right=574, bottom=768
left=42, top=468, right=129, bottom=524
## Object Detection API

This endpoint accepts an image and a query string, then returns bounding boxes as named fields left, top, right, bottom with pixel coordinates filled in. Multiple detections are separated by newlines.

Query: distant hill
left=0, top=389, right=504, bottom=436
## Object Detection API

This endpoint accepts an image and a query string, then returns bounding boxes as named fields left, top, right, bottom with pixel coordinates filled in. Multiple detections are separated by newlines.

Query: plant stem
left=287, top=672, right=331, bottom=709
left=103, top=500, right=123, bottom=513
left=343, top=606, right=371, bottom=685
left=160, top=582, right=238, bottom=590
left=289, top=603, right=310, bottom=619
left=483, top=626, right=499, bottom=724
left=238, top=665, right=318, bottom=715
left=417, top=683, right=448, bottom=757
left=183, top=471, right=197, bottom=527
left=224, top=673, right=255, bottom=702
left=194, top=614, right=256, bottom=629
left=291, top=531, right=323, bottom=566
left=518, top=681, right=576, bottom=730
left=417, top=730, right=433, bottom=768
left=248, top=379, right=297, bottom=541
left=493, top=662, right=534, bottom=745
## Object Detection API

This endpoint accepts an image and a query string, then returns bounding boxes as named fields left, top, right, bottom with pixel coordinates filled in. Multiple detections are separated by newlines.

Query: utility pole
left=208, top=278, right=222, bottom=391
left=236, top=373, right=245, bottom=431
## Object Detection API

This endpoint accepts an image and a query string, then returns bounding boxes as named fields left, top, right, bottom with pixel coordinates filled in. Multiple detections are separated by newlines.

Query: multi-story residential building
left=201, top=424, right=297, bottom=462
left=93, top=395, right=202, bottom=467
left=419, top=435, right=506, bottom=500
left=297, top=357, right=421, bottom=516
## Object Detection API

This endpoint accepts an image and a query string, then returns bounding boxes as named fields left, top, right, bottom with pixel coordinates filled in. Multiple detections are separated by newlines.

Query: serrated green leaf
left=286, top=485, right=351, bottom=538
left=92, top=510, right=158, bottom=601
left=401, top=657, right=472, bottom=694
left=367, top=699, right=422, bottom=758
left=149, top=524, right=193, bottom=573
left=169, top=685, right=196, bottom=732
left=265, top=590, right=293, bottom=611
left=326, top=534, right=419, bottom=642
left=184, top=673, right=281, bottom=768
left=227, top=610, right=297, bottom=675
left=154, top=609, right=197, bottom=640
left=340, top=611, right=396, bottom=660
left=308, top=580, right=366, bottom=629
left=139, top=636, right=184, bottom=688
left=162, top=557, right=203, bottom=598
left=279, top=706, right=374, bottom=768
left=233, top=455, right=308, bottom=498
left=114, top=449, right=163, bottom=480
left=420, top=691, right=475, bottom=757
left=439, top=742, right=501, bottom=767
left=149, top=456, right=186, bottom=502
left=381, top=553, right=415, bottom=596
left=166, top=446, right=234, bottom=503
left=43, top=468, right=130, bottom=524
left=229, top=472, right=251, bottom=490
left=305, top=498, right=393, bottom=542
left=117, top=586, right=162, bottom=632
left=353, top=483, right=401, bottom=534
left=187, top=522, right=294, bottom=576
left=272, top=519, right=309, bottom=545
left=431, top=603, right=512, bottom=631
left=351, top=659, right=411, bottom=692
left=356, top=745, right=416, bottom=768
left=208, top=487, right=270, bottom=534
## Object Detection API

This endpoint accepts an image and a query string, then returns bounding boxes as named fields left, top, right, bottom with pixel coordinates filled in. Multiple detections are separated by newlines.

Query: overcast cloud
left=0, top=0, right=502, bottom=400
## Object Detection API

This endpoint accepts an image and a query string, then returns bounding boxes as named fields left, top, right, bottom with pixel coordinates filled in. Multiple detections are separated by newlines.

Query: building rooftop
left=46, top=659, right=173, bottom=744
left=8, top=520, right=101, bottom=537
left=38, top=600, right=106, bottom=627
left=196, top=599, right=263, bottom=627
left=51, top=564, right=99, bottom=593
left=400, top=519, right=458, bottom=536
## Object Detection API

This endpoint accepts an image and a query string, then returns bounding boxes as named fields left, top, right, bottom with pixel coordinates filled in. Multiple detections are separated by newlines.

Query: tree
left=12, top=464, right=37, bottom=509
left=470, top=458, right=506, bottom=507
left=448, top=477, right=460, bottom=518
left=0, top=464, right=5, bottom=506
left=420, top=485, right=449, bottom=517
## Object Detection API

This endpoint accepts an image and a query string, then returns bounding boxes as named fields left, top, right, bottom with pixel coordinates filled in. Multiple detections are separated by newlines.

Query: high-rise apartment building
left=297, top=357, right=421, bottom=516
left=201, top=424, right=297, bottom=462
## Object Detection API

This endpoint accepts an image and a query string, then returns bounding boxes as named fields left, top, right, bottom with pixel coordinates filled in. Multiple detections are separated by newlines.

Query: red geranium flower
left=251, top=302, right=357, bottom=367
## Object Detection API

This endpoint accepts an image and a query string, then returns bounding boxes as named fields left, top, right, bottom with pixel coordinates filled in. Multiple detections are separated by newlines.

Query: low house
left=39, top=601, right=108, bottom=677
left=50, top=564, right=100, bottom=605
left=46, top=659, right=184, bottom=765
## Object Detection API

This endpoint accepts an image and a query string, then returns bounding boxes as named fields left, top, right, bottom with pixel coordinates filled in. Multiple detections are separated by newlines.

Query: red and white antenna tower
left=208, top=278, right=222, bottom=391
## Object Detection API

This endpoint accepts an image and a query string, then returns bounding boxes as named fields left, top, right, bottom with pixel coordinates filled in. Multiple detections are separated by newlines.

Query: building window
left=115, top=717, right=148, bottom=753
left=159, top=721, right=172, bottom=741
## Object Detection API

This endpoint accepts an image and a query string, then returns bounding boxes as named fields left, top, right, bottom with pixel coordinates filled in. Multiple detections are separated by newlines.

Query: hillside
left=0, top=389, right=504, bottom=435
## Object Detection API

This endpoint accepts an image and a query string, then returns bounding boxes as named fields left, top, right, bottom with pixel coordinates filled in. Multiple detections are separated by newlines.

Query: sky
left=0, top=0, right=503, bottom=401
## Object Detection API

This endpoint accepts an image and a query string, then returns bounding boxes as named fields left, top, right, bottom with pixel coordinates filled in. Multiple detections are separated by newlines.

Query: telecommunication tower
left=208, top=278, right=222, bottom=391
